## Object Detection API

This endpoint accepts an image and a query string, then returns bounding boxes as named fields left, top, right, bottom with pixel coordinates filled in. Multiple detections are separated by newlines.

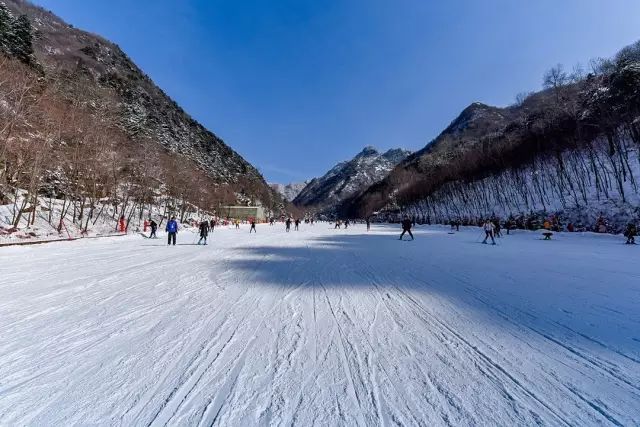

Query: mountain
left=293, top=146, right=411, bottom=211
left=270, top=182, right=307, bottom=202
left=341, top=41, right=640, bottom=231
left=1, top=0, right=275, bottom=208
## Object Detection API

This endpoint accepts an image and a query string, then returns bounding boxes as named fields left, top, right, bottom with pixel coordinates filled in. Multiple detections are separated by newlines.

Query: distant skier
left=149, top=219, right=158, bottom=238
left=166, top=216, right=178, bottom=246
left=235, top=219, right=240, bottom=230
left=334, top=220, right=341, bottom=229
left=210, top=219, right=216, bottom=231
left=366, top=217, right=371, bottom=232
left=198, top=220, right=209, bottom=245
left=494, top=220, right=502, bottom=238
left=624, top=223, right=636, bottom=244
left=482, top=219, right=496, bottom=245
left=399, top=216, right=414, bottom=240
left=344, top=219, right=349, bottom=229
left=285, top=218, right=292, bottom=232
left=294, top=218, right=300, bottom=231
left=250, top=220, right=257, bottom=233
left=270, top=218, right=275, bottom=226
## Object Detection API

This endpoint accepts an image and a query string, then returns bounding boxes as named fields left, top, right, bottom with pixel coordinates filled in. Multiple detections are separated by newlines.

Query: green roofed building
left=221, top=206, right=266, bottom=221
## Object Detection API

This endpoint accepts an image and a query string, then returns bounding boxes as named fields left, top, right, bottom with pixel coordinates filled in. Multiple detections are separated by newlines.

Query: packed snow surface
left=0, top=224, right=639, bottom=426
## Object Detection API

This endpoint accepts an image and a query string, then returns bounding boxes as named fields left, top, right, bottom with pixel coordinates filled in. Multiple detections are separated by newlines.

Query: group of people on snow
left=139, top=210, right=638, bottom=247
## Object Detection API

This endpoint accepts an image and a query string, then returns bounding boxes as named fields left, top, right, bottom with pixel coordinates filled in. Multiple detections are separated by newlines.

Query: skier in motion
left=285, top=217, right=292, bottom=232
left=250, top=220, right=257, bottom=233
left=399, top=216, right=414, bottom=240
left=166, top=216, right=178, bottom=246
left=196, top=220, right=209, bottom=245
left=624, top=222, right=636, bottom=244
left=482, top=219, right=496, bottom=245
left=149, top=218, right=158, bottom=238
left=294, top=218, right=300, bottom=231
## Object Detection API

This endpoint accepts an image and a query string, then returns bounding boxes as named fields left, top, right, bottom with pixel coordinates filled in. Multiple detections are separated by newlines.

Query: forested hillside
left=343, top=41, right=640, bottom=231
left=0, top=0, right=281, bottom=236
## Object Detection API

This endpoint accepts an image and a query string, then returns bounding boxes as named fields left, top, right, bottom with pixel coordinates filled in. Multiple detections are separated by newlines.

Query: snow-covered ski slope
left=1, top=224, right=639, bottom=426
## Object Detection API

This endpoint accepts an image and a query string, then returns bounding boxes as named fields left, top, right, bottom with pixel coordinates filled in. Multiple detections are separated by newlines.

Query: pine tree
left=0, top=2, right=15, bottom=53
left=9, top=14, right=34, bottom=63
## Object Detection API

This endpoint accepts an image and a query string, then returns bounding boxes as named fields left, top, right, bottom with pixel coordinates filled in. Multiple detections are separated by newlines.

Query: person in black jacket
left=149, top=219, right=158, bottom=239
left=625, top=223, right=637, bottom=244
left=198, top=220, right=209, bottom=245
left=399, top=216, right=414, bottom=240
left=250, top=220, right=257, bottom=233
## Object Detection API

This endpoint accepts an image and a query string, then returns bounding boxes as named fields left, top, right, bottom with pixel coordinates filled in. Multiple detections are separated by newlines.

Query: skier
left=366, top=217, right=371, bottom=232
left=270, top=218, right=275, bottom=226
left=235, top=219, right=240, bottom=230
left=334, top=220, right=341, bottom=229
left=166, top=216, right=178, bottom=246
left=198, top=220, right=209, bottom=245
left=210, top=218, right=216, bottom=231
left=494, top=219, right=502, bottom=238
left=250, top=220, right=257, bottom=233
left=399, top=216, right=414, bottom=240
left=482, top=219, right=496, bottom=245
left=149, top=218, right=158, bottom=238
left=294, top=218, right=300, bottom=231
left=624, top=223, right=636, bottom=244
left=285, top=217, right=292, bottom=232
left=344, top=219, right=349, bottom=229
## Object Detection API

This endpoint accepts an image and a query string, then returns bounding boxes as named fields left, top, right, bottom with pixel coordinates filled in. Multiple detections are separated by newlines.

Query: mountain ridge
left=293, top=146, right=411, bottom=212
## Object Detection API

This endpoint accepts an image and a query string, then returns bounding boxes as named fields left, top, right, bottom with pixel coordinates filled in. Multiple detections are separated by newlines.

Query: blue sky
left=32, top=0, right=640, bottom=183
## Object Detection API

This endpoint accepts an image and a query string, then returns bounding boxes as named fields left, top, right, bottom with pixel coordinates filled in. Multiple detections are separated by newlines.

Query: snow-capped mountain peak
left=293, top=146, right=411, bottom=211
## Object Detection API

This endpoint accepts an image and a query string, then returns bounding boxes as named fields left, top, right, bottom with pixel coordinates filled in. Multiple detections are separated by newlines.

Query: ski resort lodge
left=221, top=205, right=267, bottom=221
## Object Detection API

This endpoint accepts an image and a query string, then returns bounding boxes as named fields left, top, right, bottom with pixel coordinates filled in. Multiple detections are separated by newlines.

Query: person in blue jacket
left=166, top=216, right=178, bottom=246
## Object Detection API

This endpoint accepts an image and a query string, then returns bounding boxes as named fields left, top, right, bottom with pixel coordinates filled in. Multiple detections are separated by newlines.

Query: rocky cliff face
left=293, top=146, right=411, bottom=210
left=270, top=182, right=307, bottom=202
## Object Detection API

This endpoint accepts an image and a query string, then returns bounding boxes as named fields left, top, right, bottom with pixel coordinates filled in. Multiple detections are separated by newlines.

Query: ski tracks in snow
left=0, top=225, right=639, bottom=425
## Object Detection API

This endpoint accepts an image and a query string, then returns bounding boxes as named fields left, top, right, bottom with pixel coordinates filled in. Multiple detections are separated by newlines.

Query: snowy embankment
left=406, top=137, right=640, bottom=231
left=0, top=224, right=638, bottom=425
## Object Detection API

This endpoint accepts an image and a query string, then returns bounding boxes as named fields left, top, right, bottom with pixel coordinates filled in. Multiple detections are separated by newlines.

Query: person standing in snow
left=624, top=223, right=636, bottom=244
left=149, top=219, right=158, bottom=238
left=493, top=219, right=502, bottom=238
left=198, top=220, right=209, bottom=245
left=399, top=216, right=414, bottom=240
left=294, top=218, right=300, bottom=231
left=334, top=220, right=341, bottom=229
left=166, top=216, right=178, bottom=246
left=210, top=218, right=216, bottom=231
left=285, top=217, right=292, bottom=232
left=482, top=219, right=496, bottom=245
left=250, top=220, right=257, bottom=233
left=366, top=217, right=371, bottom=232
